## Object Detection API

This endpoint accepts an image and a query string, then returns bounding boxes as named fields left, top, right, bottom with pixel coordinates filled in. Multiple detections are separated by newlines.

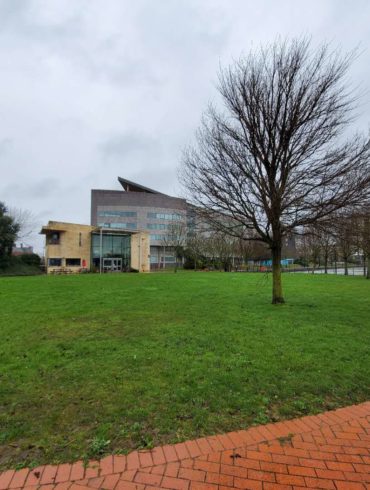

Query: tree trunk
left=271, top=244, right=285, bottom=304
left=344, top=257, right=348, bottom=275
left=363, top=253, right=366, bottom=277
left=324, top=252, right=328, bottom=274
left=367, top=254, right=370, bottom=279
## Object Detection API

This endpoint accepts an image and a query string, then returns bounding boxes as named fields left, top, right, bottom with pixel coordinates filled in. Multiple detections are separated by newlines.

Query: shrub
left=19, top=253, right=41, bottom=267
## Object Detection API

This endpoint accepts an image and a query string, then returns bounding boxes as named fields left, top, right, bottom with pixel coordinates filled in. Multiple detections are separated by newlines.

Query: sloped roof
left=117, top=177, right=167, bottom=195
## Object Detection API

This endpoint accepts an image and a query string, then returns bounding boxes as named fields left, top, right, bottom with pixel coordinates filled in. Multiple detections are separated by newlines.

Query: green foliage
left=19, top=253, right=41, bottom=267
left=0, top=272, right=369, bottom=469
left=0, top=202, right=20, bottom=269
left=0, top=256, right=42, bottom=276
left=294, top=257, right=309, bottom=267
left=88, top=437, right=111, bottom=457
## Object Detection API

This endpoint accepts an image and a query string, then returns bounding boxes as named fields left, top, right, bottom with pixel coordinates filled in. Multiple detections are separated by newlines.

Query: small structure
left=12, top=244, right=34, bottom=256
left=40, top=221, right=150, bottom=274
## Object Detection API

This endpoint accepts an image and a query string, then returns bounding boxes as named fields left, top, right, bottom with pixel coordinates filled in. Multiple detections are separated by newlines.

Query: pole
left=138, top=234, right=141, bottom=272
left=99, top=227, right=103, bottom=274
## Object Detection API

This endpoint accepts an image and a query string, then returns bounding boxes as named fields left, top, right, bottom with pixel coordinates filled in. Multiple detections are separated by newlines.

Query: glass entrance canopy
left=91, top=231, right=131, bottom=271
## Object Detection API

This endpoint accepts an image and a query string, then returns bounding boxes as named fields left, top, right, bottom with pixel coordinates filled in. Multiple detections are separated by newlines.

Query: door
left=103, top=257, right=122, bottom=272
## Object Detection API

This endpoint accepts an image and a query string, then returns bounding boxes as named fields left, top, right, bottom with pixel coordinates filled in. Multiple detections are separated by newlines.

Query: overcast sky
left=1, top=0, right=370, bottom=253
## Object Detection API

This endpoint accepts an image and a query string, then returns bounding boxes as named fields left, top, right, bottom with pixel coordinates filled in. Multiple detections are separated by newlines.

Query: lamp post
left=99, top=227, right=103, bottom=274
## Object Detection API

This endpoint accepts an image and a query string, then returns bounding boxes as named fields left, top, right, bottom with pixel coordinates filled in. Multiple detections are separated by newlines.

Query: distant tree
left=352, top=208, right=370, bottom=278
left=8, top=206, right=38, bottom=242
left=207, top=231, right=237, bottom=271
left=297, top=224, right=335, bottom=273
left=331, top=213, right=358, bottom=275
left=363, top=214, right=370, bottom=279
left=316, top=225, right=336, bottom=274
left=0, top=202, right=20, bottom=269
left=184, top=232, right=208, bottom=270
left=161, top=222, right=187, bottom=272
left=309, top=235, right=321, bottom=273
left=181, top=38, right=370, bottom=303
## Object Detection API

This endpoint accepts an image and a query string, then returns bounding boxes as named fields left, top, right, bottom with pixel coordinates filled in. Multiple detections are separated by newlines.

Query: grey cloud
left=1, top=179, right=61, bottom=200
left=0, top=138, right=13, bottom=157
left=99, top=133, right=162, bottom=159
left=1, top=0, right=370, bottom=255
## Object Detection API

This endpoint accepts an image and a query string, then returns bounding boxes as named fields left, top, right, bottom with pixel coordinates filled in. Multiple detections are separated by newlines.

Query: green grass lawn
left=0, top=272, right=369, bottom=469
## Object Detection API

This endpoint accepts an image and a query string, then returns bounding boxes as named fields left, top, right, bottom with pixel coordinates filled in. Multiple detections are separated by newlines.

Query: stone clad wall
left=43, top=221, right=150, bottom=274
left=130, top=232, right=150, bottom=272
left=44, top=222, right=95, bottom=273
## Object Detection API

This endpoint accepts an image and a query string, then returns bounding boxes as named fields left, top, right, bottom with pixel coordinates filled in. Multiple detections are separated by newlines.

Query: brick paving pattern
left=0, top=401, right=369, bottom=490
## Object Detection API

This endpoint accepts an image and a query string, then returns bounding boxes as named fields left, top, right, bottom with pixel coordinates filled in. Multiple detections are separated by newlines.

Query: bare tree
left=352, top=208, right=370, bottom=278
left=184, top=234, right=207, bottom=269
left=316, top=225, right=336, bottom=274
left=161, top=222, right=187, bottom=272
left=363, top=214, right=370, bottom=279
left=297, top=223, right=335, bottom=273
left=307, top=231, right=322, bottom=273
left=181, top=38, right=370, bottom=303
left=330, top=213, right=358, bottom=275
left=207, top=231, right=238, bottom=271
left=8, top=206, right=38, bottom=243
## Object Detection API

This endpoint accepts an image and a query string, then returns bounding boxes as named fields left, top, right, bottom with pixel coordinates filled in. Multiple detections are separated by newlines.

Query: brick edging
left=0, top=401, right=369, bottom=489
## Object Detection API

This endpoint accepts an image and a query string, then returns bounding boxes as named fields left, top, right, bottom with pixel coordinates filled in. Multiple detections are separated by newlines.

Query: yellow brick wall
left=43, top=222, right=150, bottom=274
left=44, top=222, right=95, bottom=274
left=130, top=232, right=150, bottom=272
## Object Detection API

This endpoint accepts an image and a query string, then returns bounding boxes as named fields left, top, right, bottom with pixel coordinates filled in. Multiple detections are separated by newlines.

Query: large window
left=48, top=232, right=60, bottom=245
left=150, top=234, right=167, bottom=241
left=48, top=258, right=62, bottom=266
left=147, top=223, right=170, bottom=230
left=98, top=222, right=137, bottom=230
left=66, top=258, right=81, bottom=267
left=98, top=210, right=137, bottom=218
left=147, top=212, right=183, bottom=221
left=162, top=256, right=175, bottom=262
left=91, top=233, right=131, bottom=269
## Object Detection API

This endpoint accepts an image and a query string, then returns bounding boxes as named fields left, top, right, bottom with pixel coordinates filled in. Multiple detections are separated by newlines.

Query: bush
left=0, top=255, right=43, bottom=276
left=294, top=257, right=309, bottom=267
left=19, top=253, right=41, bottom=267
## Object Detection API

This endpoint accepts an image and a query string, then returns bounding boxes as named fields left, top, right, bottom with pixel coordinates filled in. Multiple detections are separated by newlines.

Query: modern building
left=41, top=221, right=150, bottom=274
left=91, top=177, right=191, bottom=268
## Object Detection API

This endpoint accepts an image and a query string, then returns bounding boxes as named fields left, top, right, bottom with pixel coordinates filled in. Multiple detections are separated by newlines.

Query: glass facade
left=147, top=212, right=183, bottom=220
left=97, top=222, right=137, bottom=229
left=150, top=234, right=170, bottom=241
left=91, top=233, right=131, bottom=270
left=147, top=223, right=171, bottom=230
left=98, top=210, right=137, bottom=217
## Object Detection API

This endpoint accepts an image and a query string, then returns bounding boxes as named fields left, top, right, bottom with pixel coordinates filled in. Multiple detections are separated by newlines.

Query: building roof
left=40, top=221, right=95, bottom=234
left=40, top=220, right=147, bottom=236
left=117, top=177, right=167, bottom=195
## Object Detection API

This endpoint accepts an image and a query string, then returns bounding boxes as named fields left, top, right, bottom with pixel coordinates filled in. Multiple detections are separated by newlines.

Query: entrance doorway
left=103, top=257, right=122, bottom=272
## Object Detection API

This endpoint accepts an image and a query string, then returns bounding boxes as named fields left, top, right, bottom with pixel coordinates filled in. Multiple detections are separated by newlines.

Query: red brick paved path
left=1, top=402, right=369, bottom=490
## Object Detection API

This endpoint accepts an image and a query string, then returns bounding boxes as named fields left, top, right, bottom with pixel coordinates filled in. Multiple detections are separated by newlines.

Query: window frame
left=66, top=258, right=81, bottom=267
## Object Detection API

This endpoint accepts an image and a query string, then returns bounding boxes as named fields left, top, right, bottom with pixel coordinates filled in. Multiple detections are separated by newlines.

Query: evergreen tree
left=0, top=202, right=20, bottom=269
